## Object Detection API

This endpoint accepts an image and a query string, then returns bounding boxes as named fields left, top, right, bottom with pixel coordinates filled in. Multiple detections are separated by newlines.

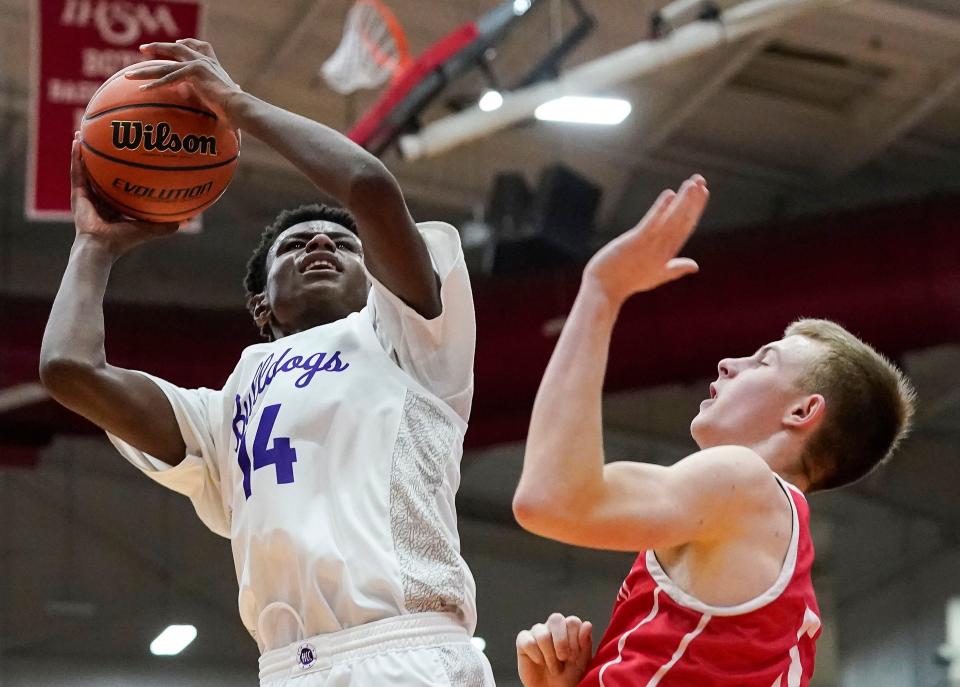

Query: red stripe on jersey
left=580, top=476, right=821, bottom=687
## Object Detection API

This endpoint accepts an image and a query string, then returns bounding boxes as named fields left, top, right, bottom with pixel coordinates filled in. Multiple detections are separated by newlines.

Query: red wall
left=3, top=194, right=958, bottom=462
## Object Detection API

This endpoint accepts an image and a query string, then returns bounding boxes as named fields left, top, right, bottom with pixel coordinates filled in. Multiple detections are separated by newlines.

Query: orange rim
left=357, top=0, right=411, bottom=73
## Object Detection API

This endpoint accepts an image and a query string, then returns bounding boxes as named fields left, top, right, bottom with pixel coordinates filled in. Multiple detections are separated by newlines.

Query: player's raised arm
left=39, top=137, right=186, bottom=465
left=512, top=176, right=765, bottom=551
left=128, top=38, right=440, bottom=320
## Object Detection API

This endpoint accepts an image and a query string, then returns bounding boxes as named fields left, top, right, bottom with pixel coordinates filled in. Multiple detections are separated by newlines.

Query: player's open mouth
left=300, top=254, right=342, bottom=274
left=306, top=262, right=337, bottom=272
left=701, top=383, right=718, bottom=405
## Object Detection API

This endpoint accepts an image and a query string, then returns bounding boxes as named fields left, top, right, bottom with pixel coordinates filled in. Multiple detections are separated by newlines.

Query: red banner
left=27, top=0, right=204, bottom=220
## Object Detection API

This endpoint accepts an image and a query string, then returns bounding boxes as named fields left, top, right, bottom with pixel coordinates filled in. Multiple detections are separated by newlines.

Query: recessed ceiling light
left=150, top=625, right=197, bottom=656
left=479, top=90, right=504, bottom=112
left=513, top=0, right=532, bottom=15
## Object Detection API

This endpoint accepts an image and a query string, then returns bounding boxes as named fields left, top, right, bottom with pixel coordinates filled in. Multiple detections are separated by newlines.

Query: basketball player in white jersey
left=40, top=38, right=493, bottom=686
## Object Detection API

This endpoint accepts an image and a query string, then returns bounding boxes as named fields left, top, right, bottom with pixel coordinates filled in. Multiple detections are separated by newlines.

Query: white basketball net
left=321, top=0, right=407, bottom=95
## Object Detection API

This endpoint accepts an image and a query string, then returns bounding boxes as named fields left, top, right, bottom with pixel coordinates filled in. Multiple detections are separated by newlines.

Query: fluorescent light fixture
left=150, top=624, right=197, bottom=656
left=479, top=90, right=503, bottom=112
left=471, top=636, right=487, bottom=652
left=513, top=0, right=532, bottom=15
left=534, top=96, right=632, bottom=125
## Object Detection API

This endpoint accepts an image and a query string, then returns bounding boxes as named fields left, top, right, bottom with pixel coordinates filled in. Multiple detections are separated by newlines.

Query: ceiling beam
left=837, top=0, right=960, bottom=42
left=823, top=64, right=960, bottom=178
left=241, top=0, right=335, bottom=93
left=520, top=121, right=806, bottom=193
left=398, top=0, right=849, bottom=161
left=792, top=21, right=928, bottom=73
left=660, top=141, right=810, bottom=187
left=643, top=34, right=772, bottom=151
left=237, top=136, right=482, bottom=210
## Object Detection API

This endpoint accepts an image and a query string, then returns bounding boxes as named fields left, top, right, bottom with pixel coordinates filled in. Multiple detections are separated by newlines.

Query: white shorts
left=258, top=612, right=495, bottom=687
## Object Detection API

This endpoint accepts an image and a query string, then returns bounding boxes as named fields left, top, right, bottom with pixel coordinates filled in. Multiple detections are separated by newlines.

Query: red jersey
left=580, top=476, right=821, bottom=687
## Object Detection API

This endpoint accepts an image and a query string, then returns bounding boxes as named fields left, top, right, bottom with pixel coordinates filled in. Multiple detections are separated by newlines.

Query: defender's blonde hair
left=785, top=319, right=916, bottom=491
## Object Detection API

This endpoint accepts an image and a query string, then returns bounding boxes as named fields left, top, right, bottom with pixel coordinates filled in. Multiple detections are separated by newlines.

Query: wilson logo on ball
left=110, top=120, right=218, bottom=156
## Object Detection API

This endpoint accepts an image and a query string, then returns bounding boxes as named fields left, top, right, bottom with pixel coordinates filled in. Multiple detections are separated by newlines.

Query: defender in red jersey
left=512, top=176, right=916, bottom=687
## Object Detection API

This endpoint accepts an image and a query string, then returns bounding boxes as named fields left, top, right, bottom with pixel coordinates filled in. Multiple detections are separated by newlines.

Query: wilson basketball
left=79, top=60, right=240, bottom=223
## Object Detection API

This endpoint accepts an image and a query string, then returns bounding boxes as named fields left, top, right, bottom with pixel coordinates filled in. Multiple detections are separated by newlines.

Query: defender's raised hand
left=70, top=134, right=178, bottom=256
left=584, top=174, right=709, bottom=305
left=125, top=39, right=243, bottom=121
left=517, top=613, right=593, bottom=687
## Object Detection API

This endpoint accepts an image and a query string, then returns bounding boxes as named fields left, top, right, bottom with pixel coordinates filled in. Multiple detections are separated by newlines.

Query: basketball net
left=321, top=0, right=411, bottom=95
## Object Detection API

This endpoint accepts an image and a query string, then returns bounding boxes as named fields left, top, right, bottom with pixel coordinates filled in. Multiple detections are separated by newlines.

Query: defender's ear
left=246, top=293, right=272, bottom=339
left=783, top=394, right=826, bottom=431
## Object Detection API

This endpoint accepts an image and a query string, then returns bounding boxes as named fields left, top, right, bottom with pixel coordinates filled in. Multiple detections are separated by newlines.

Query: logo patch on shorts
left=297, top=642, right=318, bottom=669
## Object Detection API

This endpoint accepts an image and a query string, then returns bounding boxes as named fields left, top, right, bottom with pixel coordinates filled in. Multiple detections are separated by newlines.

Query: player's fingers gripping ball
left=79, top=60, right=240, bottom=223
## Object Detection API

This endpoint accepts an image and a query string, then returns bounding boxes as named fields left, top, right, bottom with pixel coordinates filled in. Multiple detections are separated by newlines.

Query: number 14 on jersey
left=237, top=403, right=297, bottom=499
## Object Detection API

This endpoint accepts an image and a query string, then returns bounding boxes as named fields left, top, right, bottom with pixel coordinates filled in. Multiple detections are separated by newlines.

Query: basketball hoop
left=321, top=0, right=411, bottom=95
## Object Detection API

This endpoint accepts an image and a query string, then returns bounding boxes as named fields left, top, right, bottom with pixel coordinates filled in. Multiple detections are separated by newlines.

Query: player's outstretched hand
left=584, top=174, right=709, bottom=305
left=70, top=134, right=179, bottom=256
left=517, top=613, right=593, bottom=687
left=125, top=38, right=243, bottom=122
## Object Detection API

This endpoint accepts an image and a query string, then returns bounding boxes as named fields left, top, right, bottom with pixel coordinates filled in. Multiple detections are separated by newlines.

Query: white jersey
left=108, top=222, right=478, bottom=653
